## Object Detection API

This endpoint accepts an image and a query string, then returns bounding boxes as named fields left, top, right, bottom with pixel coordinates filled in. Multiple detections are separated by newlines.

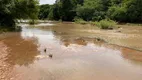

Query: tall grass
left=95, top=19, right=117, bottom=29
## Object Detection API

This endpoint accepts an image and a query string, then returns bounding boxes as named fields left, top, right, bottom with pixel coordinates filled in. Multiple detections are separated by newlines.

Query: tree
left=125, top=0, right=142, bottom=22
left=48, top=3, right=61, bottom=20
left=0, top=0, right=39, bottom=28
left=76, top=0, right=110, bottom=21
left=39, top=0, right=142, bottom=23
left=38, top=4, right=50, bottom=19
left=0, top=0, right=15, bottom=27
left=107, top=0, right=142, bottom=22
left=107, top=3, right=127, bottom=22
left=47, top=0, right=84, bottom=21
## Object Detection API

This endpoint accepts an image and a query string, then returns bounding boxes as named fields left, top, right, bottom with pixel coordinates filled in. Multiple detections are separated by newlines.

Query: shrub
left=29, top=20, right=38, bottom=25
left=95, top=19, right=117, bottom=29
left=59, top=19, right=62, bottom=22
left=74, top=18, right=87, bottom=24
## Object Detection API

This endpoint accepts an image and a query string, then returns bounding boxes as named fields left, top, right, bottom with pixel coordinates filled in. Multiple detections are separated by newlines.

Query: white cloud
left=40, top=0, right=56, bottom=5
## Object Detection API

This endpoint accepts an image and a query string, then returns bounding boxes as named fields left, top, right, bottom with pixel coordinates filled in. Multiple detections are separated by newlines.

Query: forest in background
left=0, top=0, right=142, bottom=31
left=39, top=0, right=142, bottom=23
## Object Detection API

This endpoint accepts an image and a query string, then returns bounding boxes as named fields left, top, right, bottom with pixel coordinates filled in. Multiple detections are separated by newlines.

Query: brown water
left=0, top=23, right=142, bottom=80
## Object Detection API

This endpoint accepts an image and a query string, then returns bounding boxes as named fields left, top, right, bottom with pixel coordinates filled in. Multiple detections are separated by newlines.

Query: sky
left=39, top=0, right=56, bottom=5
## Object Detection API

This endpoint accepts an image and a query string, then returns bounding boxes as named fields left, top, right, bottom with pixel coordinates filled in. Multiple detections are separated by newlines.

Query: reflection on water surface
left=0, top=23, right=142, bottom=80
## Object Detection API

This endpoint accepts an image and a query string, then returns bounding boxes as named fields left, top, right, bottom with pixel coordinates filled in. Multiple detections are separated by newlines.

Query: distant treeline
left=39, top=0, right=142, bottom=23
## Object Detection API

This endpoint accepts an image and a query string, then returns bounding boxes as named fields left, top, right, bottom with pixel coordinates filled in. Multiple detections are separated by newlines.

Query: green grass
left=95, top=19, right=117, bottom=29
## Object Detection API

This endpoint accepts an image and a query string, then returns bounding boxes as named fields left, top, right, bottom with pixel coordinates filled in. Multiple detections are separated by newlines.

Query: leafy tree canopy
left=0, top=0, right=39, bottom=27
left=39, top=0, right=142, bottom=23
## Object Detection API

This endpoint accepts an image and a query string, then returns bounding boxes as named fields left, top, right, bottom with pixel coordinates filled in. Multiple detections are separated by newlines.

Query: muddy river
left=0, top=22, right=142, bottom=80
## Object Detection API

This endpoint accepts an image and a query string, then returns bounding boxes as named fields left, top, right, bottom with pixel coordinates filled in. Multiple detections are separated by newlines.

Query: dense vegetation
left=1, top=0, right=142, bottom=31
left=0, top=0, right=39, bottom=30
left=39, top=0, right=142, bottom=23
left=39, top=0, right=84, bottom=21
